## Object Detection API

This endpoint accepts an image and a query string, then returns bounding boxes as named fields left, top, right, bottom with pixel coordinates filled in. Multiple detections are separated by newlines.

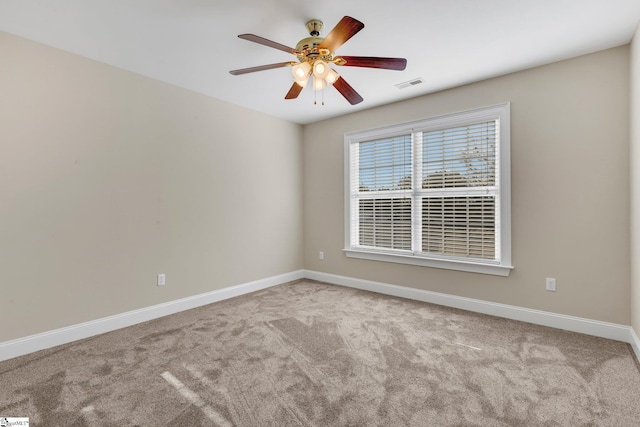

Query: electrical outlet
left=319, top=251, right=324, bottom=260
left=546, top=277, right=556, bottom=292
left=157, top=273, right=166, bottom=286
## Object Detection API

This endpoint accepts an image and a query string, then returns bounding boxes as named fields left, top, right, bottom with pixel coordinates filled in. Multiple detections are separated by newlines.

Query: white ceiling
left=2, top=1, right=640, bottom=124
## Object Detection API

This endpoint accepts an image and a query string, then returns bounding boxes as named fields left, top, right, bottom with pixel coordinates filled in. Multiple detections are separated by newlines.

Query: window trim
left=343, top=103, right=513, bottom=276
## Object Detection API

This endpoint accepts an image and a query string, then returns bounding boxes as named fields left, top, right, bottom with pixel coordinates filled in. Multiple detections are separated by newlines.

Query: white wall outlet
left=546, top=277, right=556, bottom=292
left=157, top=273, right=166, bottom=286
left=319, top=251, right=324, bottom=260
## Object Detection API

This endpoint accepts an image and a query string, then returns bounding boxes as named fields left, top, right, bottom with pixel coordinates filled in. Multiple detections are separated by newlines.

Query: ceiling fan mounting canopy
left=229, top=16, right=407, bottom=105
left=305, top=19, right=323, bottom=37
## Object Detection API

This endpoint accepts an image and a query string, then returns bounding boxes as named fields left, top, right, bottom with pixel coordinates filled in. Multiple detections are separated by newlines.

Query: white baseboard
left=0, top=270, right=304, bottom=363
left=304, top=270, right=637, bottom=349
left=631, top=327, right=640, bottom=362
left=3, top=269, right=638, bottom=365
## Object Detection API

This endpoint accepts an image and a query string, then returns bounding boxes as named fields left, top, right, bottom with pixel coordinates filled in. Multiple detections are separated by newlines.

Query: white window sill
left=344, top=248, right=513, bottom=276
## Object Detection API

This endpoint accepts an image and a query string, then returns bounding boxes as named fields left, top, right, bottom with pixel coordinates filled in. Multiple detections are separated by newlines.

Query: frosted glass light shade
left=291, top=62, right=311, bottom=84
left=325, top=68, right=340, bottom=85
left=313, top=60, right=329, bottom=79
left=313, top=75, right=326, bottom=91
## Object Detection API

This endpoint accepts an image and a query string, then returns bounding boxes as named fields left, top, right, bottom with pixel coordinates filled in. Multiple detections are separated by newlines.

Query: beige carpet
left=1, top=280, right=639, bottom=426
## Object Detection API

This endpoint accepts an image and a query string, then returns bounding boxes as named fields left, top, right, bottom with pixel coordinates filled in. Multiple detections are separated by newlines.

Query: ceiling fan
left=229, top=16, right=407, bottom=105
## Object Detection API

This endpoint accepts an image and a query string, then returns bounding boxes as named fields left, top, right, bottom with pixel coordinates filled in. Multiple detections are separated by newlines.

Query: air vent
left=395, top=78, right=424, bottom=90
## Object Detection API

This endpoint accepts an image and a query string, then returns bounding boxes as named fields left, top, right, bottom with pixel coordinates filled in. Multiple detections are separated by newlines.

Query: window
left=344, top=103, right=512, bottom=276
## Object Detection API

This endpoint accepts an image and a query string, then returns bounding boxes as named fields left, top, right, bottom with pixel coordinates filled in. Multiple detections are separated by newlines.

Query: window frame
left=343, top=103, right=513, bottom=276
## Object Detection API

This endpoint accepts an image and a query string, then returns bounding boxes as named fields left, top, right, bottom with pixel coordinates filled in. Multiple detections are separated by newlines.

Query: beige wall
left=0, top=30, right=634, bottom=344
left=0, top=32, right=304, bottom=342
left=631, top=24, right=640, bottom=335
left=304, top=46, right=631, bottom=324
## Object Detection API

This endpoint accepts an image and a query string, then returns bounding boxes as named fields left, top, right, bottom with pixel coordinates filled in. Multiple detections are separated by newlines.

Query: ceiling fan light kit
left=230, top=16, right=407, bottom=106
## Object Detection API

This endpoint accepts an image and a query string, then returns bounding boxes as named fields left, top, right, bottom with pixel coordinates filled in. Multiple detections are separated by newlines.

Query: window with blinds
left=345, top=103, right=512, bottom=276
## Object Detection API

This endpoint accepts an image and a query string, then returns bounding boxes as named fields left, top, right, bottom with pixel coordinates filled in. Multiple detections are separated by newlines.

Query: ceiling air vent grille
left=395, top=78, right=424, bottom=90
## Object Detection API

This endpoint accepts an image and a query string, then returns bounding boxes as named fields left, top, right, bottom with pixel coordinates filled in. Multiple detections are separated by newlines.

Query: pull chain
left=313, top=87, right=325, bottom=106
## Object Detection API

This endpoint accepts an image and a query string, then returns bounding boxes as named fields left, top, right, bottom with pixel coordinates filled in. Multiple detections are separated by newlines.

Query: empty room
left=2, top=1, right=640, bottom=425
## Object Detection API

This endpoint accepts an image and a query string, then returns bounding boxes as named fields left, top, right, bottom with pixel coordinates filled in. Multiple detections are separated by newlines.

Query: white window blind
left=345, top=103, right=512, bottom=276
left=419, top=121, right=499, bottom=261
left=352, top=135, right=412, bottom=251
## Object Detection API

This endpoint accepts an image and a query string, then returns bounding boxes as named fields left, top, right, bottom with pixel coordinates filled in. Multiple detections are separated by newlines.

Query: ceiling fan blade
left=337, top=56, right=407, bottom=71
left=229, top=61, right=293, bottom=75
left=333, top=76, right=364, bottom=105
left=238, top=34, right=298, bottom=55
left=318, top=16, right=364, bottom=53
left=285, top=82, right=304, bottom=99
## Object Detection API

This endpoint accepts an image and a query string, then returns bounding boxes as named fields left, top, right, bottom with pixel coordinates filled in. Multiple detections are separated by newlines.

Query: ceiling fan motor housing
left=296, top=36, right=324, bottom=54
